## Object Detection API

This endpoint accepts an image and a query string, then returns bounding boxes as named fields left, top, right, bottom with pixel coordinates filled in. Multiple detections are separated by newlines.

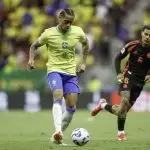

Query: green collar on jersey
left=56, top=25, right=71, bottom=34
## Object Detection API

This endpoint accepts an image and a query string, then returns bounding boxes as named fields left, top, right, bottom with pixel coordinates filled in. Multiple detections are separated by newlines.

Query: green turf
left=0, top=110, right=150, bottom=150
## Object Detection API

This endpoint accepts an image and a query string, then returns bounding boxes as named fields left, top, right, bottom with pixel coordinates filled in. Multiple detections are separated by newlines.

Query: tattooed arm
left=28, top=28, right=48, bottom=70
left=76, top=37, right=89, bottom=73
left=81, top=37, right=89, bottom=64
left=115, top=42, right=133, bottom=82
left=28, top=39, right=44, bottom=70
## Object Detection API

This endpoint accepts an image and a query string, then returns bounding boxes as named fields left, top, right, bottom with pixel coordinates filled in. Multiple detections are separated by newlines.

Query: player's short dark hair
left=142, top=24, right=150, bottom=31
left=59, top=8, right=75, bottom=18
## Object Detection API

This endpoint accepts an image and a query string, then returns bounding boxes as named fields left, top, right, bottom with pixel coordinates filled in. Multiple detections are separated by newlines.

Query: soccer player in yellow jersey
left=28, top=8, right=89, bottom=144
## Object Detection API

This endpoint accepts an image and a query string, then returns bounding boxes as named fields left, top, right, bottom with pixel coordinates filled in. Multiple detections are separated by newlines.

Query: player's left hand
left=145, top=75, right=150, bottom=83
left=27, top=59, right=35, bottom=71
left=76, top=63, right=86, bottom=74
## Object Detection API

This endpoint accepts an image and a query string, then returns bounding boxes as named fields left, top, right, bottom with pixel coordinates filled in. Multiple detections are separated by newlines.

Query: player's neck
left=57, top=25, right=70, bottom=34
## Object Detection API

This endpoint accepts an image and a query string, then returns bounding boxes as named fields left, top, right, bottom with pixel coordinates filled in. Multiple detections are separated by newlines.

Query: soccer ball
left=71, top=128, right=90, bottom=146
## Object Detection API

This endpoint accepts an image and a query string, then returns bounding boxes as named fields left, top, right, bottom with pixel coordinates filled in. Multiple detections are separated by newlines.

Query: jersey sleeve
left=38, top=29, right=49, bottom=45
left=114, top=42, right=134, bottom=74
left=79, top=28, right=86, bottom=43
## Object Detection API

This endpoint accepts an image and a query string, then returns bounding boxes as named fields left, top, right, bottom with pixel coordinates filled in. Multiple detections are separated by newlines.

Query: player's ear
left=57, top=10, right=64, bottom=23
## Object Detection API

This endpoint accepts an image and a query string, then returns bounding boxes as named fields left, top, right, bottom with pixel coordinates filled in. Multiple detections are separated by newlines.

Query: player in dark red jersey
left=91, top=24, right=150, bottom=141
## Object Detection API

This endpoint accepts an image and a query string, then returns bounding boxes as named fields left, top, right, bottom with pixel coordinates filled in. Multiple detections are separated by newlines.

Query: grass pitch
left=0, top=110, right=150, bottom=150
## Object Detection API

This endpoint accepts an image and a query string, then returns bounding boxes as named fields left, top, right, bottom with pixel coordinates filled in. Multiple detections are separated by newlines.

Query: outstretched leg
left=106, top=90, right=130, bottom=117
left=51, top=89, right=64, bottom=144
left=91, top=90, right=130, bottom=117
left=91, top=90, right=131, bottom=141
left=52, top=90, right=63, bottom=133
left=47, top=73, right=64, bottom=144
left=61, top=74, right=80, bottom=132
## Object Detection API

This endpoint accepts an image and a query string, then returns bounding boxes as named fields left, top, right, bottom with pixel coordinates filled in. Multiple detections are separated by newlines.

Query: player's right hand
left=27, top=59, right=35, bottom=70
left=117, top=73, right=124, bottom=83
left=145, top=75, right=150, bottom=83
left=76, top=63, right=86, bottom=74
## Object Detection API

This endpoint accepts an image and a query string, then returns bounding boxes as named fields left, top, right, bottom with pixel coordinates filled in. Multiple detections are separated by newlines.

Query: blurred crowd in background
left=0, top=0, right=150, bottom=91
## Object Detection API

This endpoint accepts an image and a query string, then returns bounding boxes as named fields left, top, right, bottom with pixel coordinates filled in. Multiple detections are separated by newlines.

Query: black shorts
left=119, top=71, right=144, bottom=105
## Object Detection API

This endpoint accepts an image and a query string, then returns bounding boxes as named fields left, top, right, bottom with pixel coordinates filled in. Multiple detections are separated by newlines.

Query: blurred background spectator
left=0, top=0, right=149, bottom=92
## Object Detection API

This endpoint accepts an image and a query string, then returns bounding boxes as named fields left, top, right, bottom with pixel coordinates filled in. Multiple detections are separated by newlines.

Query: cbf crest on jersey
left=62, top=41, right=68, bottom=49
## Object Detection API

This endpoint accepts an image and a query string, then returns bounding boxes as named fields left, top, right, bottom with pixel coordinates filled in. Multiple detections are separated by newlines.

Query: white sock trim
left=118, top=130, right=125, bottom=135
left=101, top=103, right=107, bottom=109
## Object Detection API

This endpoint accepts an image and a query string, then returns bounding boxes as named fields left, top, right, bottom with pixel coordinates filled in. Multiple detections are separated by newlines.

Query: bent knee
left=112, top=105, right=119, bottom=115
left=118, top=106, right=129, bottom=118
left=122, top=98, right=129, bottom=105
left=53, top=89, right=63, bottom=100
left=112, top=105, right=128, bottom=118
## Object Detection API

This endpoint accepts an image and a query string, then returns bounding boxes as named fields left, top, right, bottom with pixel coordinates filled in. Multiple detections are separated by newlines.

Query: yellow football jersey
left=38, top=25, right=86, bottom=75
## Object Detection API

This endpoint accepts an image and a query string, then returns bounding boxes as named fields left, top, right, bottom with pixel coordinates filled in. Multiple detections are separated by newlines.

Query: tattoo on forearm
left=29, top=40, right=42, bottom=60
left=82, top=39, right=89, bottom=63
